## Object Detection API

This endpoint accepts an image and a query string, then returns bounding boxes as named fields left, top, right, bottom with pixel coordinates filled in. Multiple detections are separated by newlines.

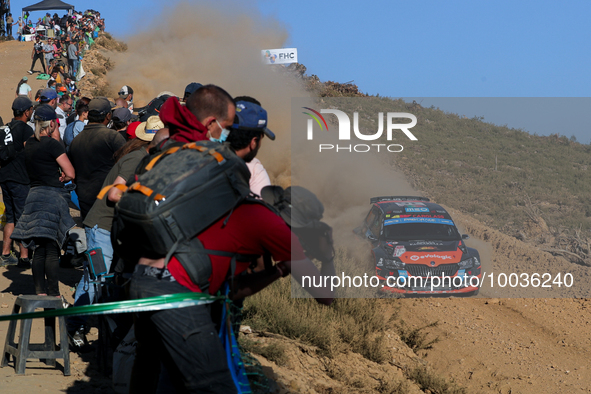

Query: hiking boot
left=68, top=330, right=92, bottom=353
left=0, top=253, right=18, bottom=267
left=18, top=257, right=31, bottom=268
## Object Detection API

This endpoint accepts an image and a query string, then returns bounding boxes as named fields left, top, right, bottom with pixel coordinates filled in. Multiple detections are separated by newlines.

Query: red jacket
left=159, top=97, right=208, bottom=143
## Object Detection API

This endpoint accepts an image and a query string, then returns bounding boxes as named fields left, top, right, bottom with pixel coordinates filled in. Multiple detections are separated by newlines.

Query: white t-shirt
left=18, top=83, right=32, bottom=96
left=246, top=158, right=271, bottom=197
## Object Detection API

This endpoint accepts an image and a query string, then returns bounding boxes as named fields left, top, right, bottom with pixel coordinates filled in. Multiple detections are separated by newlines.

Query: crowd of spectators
left=9, top=9, right=104, bottom=43
left=0, top=11, right=336, bottom=393
left=7, top=9, right=104, bottom=80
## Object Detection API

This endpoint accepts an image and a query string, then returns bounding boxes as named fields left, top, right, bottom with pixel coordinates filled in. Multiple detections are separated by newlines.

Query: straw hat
left=135, top=115, right=164, bottom=142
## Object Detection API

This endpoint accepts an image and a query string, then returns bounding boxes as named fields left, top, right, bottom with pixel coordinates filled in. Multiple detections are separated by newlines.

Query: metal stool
left=1, top=295, right=70, bottom=375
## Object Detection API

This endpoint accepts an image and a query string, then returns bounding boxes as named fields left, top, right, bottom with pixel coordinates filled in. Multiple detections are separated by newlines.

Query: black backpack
left=0, top=124, right=17, bottom=163
left=135, top=95, right=171, bottom=122
left=108, top=140, right=263, bottom=289
left=133, top=138, right=184, bottom=178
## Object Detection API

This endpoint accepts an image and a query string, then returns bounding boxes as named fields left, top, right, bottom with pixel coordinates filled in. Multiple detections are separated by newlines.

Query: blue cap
left=112, top=107, right=132, bottom=122
left=34, top=104, right=60, bottom=121
left=184, top=82, right=203, bottom=95
left=39, top=88, right=58, bottom=101
left=233, top=101, right=275, bottom=140
left=12, top=96, right=33, bottom=111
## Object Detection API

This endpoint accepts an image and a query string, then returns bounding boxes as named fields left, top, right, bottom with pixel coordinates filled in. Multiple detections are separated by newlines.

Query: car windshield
left=383, top=223, right=460, bottom=241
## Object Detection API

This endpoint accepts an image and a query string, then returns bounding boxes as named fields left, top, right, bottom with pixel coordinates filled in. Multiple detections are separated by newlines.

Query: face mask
left=210, top=120, right=231, bottom=143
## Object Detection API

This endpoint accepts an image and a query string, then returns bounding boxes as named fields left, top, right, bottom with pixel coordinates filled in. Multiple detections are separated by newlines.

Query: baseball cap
left=34, top=104, right=63, bottom=121
left=113, top=107, right=132, bottom=122
left=135, top=116, right=164, bottom=142
left=39, top=88, right=58, bottom=101
left=127, top=121, right=141, bottom=139
left=232, top=101, right=276, bottom=140
left=157, top=91, right=176, bottom=98
left=118, top=85, right=133, bottom=97
left=261, top=186, right=324, bottom=228
left=184, top=82, right=203, bottom=95
left=88, top=97, right=111, bottom=115
left=12, top=96, right=33, bottom=111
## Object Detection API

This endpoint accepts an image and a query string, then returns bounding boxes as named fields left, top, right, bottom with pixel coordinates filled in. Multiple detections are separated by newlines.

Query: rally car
left=354, top=196, right=481, bottom=296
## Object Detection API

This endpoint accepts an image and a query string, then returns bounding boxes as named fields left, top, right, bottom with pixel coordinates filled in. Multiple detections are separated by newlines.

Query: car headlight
left=458, top=256, right=479, bottom=269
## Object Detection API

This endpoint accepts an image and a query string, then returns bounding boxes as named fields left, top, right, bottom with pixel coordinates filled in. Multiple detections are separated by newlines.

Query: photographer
left=264, top=185, right=334, bottom=261
left=28, top=36, right=46, bottom=75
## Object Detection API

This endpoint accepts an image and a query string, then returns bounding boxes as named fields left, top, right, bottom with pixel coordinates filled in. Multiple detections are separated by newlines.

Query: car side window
left=364, top=209, right=377, bottom=227
left=369, top=208, right=382, bottom=237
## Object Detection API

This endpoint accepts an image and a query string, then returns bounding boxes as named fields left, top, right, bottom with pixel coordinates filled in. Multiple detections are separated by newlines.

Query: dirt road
left=397, top=297, right=591, bottom=393
left=0, top=41, right=51, bottom=123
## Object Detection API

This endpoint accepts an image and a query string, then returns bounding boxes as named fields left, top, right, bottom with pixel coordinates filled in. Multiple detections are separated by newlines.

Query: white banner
left=261, top=48, right=298, bottom=65
left=77, top=64, right=86, bottom=82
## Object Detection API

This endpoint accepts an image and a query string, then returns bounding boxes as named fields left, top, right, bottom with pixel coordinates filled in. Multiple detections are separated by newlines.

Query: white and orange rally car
left=354, top=196, right=481, bottom=296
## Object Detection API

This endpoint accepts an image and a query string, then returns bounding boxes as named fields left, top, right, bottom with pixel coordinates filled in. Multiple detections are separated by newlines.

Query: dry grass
left=93, top=83, right=114, bottom=98
left=95, top=32, right=128, bottom=52
left=242, top=275, right=394, bottom=362
left=397, top=320, right=441, bottom=354
left=375, top=378, right=413, bottom=394
left=240, top=338, right=289, bottom=366
left=407, top=366, right=467, bottom=394
left=90, top=67, right=106, bottom=76
left=322, top=358, right=413, bottom=393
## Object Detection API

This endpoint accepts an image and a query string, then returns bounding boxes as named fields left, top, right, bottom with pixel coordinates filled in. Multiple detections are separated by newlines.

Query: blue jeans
left=72, top=59, right=79, bottom=76
left=68, top=225, right=113, bottom=332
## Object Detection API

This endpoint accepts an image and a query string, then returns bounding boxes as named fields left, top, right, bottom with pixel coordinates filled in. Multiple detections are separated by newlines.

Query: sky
left=11, top=0, right=591, bottom=143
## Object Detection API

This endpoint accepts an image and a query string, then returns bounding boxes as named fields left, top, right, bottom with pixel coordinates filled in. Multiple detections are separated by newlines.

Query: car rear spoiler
left=370, top=196, right=430, bottom=204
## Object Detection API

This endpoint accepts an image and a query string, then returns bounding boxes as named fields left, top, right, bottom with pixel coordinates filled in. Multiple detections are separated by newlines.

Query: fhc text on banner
left=261, top=48, right=298, bottom=64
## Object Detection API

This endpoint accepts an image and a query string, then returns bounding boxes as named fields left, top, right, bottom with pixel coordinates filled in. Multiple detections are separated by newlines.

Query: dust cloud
left=297, top=148, right=419, bottom=256
left=107, top=0, right=309, bottom=182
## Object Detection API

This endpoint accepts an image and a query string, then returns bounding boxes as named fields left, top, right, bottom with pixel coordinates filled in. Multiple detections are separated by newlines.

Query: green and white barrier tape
left=0, top=293, right=223, bottom=322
